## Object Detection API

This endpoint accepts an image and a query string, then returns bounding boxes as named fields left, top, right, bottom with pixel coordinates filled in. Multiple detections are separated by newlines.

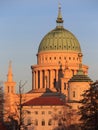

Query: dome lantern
left=56, top=3, right=64, bottom=28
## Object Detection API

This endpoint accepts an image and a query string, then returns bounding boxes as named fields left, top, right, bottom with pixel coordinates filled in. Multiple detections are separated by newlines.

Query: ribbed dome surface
left=38, top=27, right=81, bottom=53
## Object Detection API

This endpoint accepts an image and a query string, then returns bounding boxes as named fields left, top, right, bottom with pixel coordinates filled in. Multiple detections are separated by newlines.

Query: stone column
left=50, top=70, right=53, bottom=89
left=40, top=70, right=43, bottom=89
left=32, top=71, right=34, bottom=89
left=43, top=70, right=45, bottom=88
left=44, top=70, right=47, bottom=89
left=56, top=69, right=58, bottom=82
left=55, top=69, right=58, bottom=89
left=35, top=70, right=38, bottom=89
left=47, top=70, right=50, bottom=88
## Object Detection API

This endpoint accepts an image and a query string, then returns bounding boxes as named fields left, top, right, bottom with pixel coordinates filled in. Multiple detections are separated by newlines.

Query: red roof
left=23, top=96, right=65, bottom=106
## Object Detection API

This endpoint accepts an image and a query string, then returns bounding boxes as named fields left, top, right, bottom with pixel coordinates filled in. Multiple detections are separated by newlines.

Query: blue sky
left=0, top=0, right=98, bottom=92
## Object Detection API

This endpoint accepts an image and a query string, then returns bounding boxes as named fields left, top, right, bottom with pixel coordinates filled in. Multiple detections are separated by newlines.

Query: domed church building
left=31, top=5, right=89, bottom=96
left=4, top=5, right=92, bottom=130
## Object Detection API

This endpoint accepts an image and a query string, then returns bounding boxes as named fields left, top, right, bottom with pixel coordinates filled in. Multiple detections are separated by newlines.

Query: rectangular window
left=48, top=119, right=52, bottom=126
left=35, top=120, right=38, bottom=126
left=73, top=91, right=75, bottom=97
left=48, top=111, right=52, bottom=114
left=42, top=111, right=45, bottom=114
left=64, top=83, right=66, bottom=90
left=35, top=111, right=38, bottom=114
left=27, top=111, right=31, bottom=114
left=42, top=120, right=45, bottom=126
left=8, top=86, right=9, bottom=93
left=58, top=111, right=62, bottom=114
left=27, top=118, right=31, bottom=125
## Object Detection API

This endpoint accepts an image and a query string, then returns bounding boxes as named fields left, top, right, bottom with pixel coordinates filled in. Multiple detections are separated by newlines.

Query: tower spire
left=56, top=3, right=64, bottom=27
left=7, top=60, right=13, bottom=82
left=4, top=61, right=16, bottom=94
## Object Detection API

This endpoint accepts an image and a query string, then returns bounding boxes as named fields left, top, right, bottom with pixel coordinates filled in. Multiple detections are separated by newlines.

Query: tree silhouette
left=52, top=104, right=79, bottom=130
left=0, top=81, right=4, bottom=122
left=79, top=81, right=98, bottom=130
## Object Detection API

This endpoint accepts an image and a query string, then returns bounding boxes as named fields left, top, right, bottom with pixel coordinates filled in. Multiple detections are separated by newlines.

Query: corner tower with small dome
left=31, top=4, right=90, bottom=99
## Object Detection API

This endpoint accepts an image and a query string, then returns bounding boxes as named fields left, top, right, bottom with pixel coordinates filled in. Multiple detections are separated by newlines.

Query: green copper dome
left=38, top=27, right=81, bottom=53
left=69, top=71, right=92, bottom=82
left=38, top=5, right=81, bottom=53
left=69, top=64, right=92, bottom=82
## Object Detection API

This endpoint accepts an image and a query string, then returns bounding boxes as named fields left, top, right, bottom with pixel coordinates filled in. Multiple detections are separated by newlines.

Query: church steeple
left=7, top=61, right=13, bottom=82
left=56, top=3, right=64, bottom=27
left=4, top=61, right=16, bottom=94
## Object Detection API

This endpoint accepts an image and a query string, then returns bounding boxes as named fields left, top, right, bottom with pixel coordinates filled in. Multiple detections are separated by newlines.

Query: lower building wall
left=23, top=106, right=63, bottom=130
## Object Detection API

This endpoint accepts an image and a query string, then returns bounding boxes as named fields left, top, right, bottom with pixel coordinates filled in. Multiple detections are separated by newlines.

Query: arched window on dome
left=50, top=57, right=51, bottom=60
left=59, top=57, right=61, bottom=60
left=73, top=57, right=75, bottom=60
left=45, top=57, right=47, bottom=60
left=54, top=57, right=56, bottom=60
left=64, top=57, right=66, bottom=60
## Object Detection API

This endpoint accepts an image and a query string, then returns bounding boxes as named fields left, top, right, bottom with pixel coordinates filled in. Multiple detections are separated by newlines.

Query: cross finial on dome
left=58, top=3, right=62, bottom=18
left=56, top=2, right=64, bottom=27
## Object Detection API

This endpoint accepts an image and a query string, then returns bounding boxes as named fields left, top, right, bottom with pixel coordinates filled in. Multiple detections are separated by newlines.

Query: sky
left=0, top=0, right=98, bottom=92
